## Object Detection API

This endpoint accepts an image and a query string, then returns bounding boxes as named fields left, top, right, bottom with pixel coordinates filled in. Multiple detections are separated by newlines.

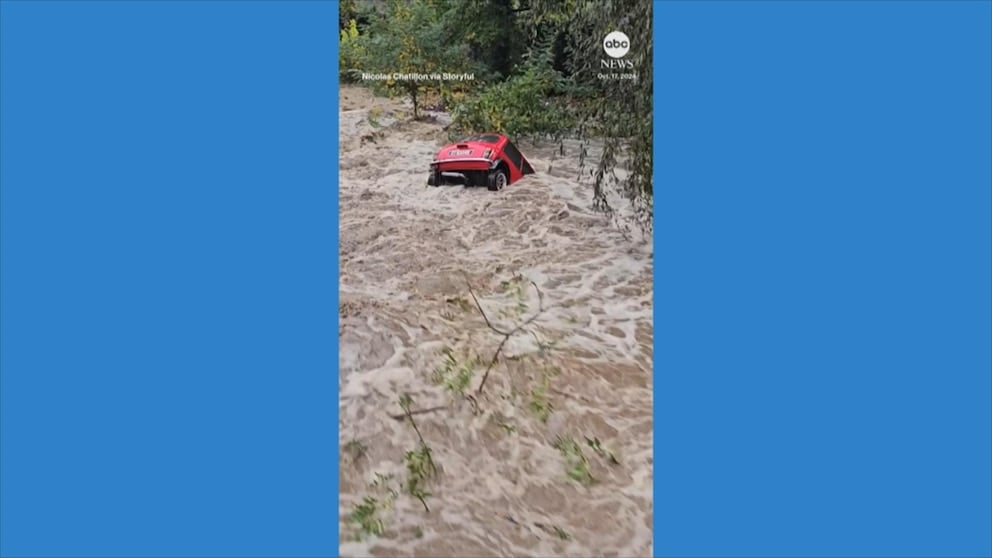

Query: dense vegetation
left=340, top=0, right=653, bottom=232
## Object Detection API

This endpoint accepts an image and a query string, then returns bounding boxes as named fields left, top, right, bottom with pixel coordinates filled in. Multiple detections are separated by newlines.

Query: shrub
left=449, top=44, right=574, bottom=141
left=339, top=19, right=366, bottom=83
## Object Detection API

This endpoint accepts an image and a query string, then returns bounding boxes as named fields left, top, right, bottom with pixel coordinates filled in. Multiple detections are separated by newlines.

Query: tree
left=339, top=0, right=357, bottom=30
left=529, top=0, right=654, bottom=233
left=361, top=0, right=478, bottom=119
left=438, top=0, right=526, bottom=80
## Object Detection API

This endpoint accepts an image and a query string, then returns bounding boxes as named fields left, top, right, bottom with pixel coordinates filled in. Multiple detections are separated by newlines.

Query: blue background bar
left=0, top=1, right=339, bottom=556
left=655, top=1, right=991, bottom=556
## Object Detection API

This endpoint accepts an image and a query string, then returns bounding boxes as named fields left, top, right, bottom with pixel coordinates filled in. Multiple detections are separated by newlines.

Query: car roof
left=461, top=133, right=504, bottom=145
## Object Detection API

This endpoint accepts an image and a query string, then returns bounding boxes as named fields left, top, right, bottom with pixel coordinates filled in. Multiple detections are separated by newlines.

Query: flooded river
left=338, top=85, right=653, bottom=558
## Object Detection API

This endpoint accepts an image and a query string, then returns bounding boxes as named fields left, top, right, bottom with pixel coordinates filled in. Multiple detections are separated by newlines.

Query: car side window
left=503, top=142, right=524, bottom=170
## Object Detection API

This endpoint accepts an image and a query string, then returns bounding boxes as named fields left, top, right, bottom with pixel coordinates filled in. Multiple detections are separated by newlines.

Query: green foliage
left=529, top=375, right=554, bottom=422
left=431, top=346, right=482, bottom=396
left=339, top=0, right=358, bottom=31
left=527, top=362, right=559, bottom=422
left=358, top=0, right=480, bottom=118
left=497, top=275, right=530, bottom=319
left=397, top=393, right=439, bottom=512
left=535, top=522, right=573, bottom=540
left=437, top=0, right=527, bottom=79
left=404, top=446, right=437, bottom=510
left=347, top=470, right=402, bottom=540
left=553, top=435, right=595, bottom=486
left=449, top=36, right=574, bottom=141
left=339, top=19, right=366, bottom=82
left=349, top=496, right=385, bottom=538
left=530, top=0, right=655, bottom=232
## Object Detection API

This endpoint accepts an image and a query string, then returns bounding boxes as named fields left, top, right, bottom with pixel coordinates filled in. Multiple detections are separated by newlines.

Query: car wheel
left=430, top=168, right=442, bottom=187
left=487, top=168, right=508, bottom=191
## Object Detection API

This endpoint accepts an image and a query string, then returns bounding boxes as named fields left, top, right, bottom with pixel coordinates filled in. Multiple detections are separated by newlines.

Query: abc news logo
left=602, top=31, right=634, bottom=69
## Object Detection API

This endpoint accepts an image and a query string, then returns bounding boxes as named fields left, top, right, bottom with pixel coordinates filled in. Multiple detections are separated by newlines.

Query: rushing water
left=338, top=86, right=653, bottom=558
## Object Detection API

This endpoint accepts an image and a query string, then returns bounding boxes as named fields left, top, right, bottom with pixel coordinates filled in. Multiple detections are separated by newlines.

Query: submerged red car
left=427, top=133, right=535, bottom=191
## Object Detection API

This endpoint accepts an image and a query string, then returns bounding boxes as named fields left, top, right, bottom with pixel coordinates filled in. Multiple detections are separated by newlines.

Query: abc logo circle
left=603, top=31, right=630, bottom=58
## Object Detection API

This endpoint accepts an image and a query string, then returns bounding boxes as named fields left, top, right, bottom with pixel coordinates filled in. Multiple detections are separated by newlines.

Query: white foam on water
left=339, top=86, right=653, bottom=558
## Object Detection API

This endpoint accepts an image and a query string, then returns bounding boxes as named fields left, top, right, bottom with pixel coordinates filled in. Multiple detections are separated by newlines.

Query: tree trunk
left=495, top=0, right=513, bottom=77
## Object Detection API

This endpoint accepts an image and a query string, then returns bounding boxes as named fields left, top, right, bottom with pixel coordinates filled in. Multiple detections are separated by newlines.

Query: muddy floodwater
left=338, top=85, right=653, bottom=558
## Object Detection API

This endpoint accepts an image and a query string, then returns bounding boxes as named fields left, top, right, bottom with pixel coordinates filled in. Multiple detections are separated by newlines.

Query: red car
left=427, top=133, right=535, bottom=191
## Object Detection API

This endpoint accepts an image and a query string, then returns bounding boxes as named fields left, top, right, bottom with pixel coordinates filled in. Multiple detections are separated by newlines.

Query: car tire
left=487, top=168, right=508, bottom=191
left=431, top=168, right=442, bottom=187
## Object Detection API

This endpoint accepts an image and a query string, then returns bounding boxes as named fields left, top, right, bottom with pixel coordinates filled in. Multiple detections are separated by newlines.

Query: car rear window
left=465, top=134, right=501, bottom=144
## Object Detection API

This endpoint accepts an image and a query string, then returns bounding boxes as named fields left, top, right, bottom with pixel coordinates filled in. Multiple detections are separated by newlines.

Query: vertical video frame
left=338, top=1, right=653, bottom=556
